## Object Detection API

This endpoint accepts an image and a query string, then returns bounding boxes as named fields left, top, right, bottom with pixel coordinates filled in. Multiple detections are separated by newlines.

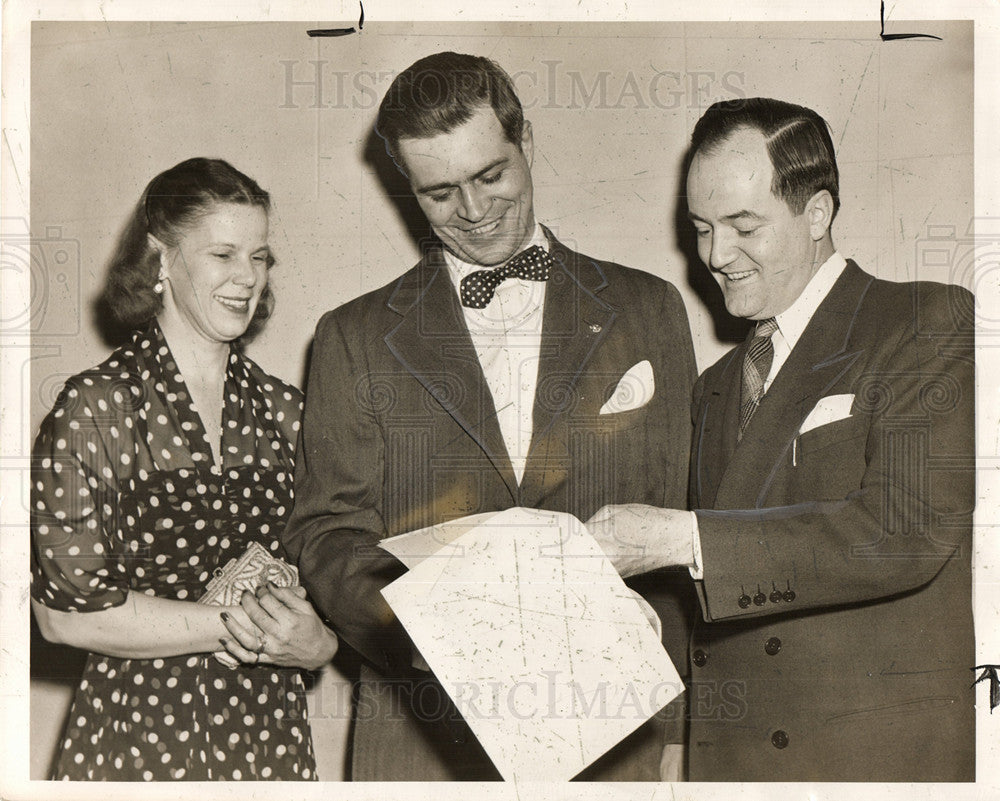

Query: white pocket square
left=599, top=360, right=654, bottom=415
left=799, top=393, right=854, bottom=435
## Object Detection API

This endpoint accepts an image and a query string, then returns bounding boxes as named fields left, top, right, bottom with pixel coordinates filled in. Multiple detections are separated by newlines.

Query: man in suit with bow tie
left=282, top=51, right=699, bottom=781
left=589, top=97, right=975, bottom=781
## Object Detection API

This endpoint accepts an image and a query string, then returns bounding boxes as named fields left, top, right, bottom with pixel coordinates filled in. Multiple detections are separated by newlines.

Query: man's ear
left=805, top=189, right=834, bottom=241
left=520, top=120, right=534, bottom=168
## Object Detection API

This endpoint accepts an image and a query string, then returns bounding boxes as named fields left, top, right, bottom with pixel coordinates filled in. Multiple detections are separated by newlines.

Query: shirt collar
left=773, top=251, right=847, bottom=352
left=443, top=222, right=549, bottom=282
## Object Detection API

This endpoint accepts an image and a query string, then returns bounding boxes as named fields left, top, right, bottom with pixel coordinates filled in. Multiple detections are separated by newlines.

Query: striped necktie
left=738, top=317, right=778, bottom=439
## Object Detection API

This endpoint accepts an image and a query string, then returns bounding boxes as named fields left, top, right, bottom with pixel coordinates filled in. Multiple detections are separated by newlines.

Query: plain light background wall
left=28, top=20, right=973, bottom=780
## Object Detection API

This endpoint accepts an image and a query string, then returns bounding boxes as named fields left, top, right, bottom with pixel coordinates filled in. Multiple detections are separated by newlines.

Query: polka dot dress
left=30, top=321, right=317, bottom=780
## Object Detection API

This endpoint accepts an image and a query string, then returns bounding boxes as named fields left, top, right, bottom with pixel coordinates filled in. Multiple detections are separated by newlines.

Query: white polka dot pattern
left=459, top=245, right=553, bottom=309
left=30, top=321, right=314, bottom=780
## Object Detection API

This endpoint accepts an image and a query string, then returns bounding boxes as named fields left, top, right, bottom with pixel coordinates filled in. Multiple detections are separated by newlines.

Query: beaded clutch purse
left=198, top=541, right=299, bottom=667
left=199, top=541, right=299, bottom=607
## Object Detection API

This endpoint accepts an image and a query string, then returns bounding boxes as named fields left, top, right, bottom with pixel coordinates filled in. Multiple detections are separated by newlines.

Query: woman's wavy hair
left=101, top=157, right=275, bottom=334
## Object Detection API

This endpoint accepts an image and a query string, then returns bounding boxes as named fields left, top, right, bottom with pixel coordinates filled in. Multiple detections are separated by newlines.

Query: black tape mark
left=880, top=1, right=942, bottom=42
left=308, top=1, right=365, bottom=37
left=972, top=665, right=1000, bottom=712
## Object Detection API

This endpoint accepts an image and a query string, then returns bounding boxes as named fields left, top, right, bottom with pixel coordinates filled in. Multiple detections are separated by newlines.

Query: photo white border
left=3, top=1, right=998, bottom=799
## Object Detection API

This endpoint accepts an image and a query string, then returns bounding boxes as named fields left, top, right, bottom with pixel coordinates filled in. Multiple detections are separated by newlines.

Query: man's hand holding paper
left=585, top=504, right=698, bottom=578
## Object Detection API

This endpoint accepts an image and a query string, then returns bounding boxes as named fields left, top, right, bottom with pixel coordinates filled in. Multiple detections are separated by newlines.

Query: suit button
left=738, top=594, right=751, bottom=609
left=753, top=591, right=767, bottom=606
left=693, top=649, right=708, bottom=667
left=783, top=589, right=796, bottom=602
left=771, top=730, right=789, bottom=749
left=764, top=637, right=782, bottom=656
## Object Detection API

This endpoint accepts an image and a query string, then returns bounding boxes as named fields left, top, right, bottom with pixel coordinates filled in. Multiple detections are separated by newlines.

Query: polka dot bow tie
left=459, top=245, right=553, bottom=309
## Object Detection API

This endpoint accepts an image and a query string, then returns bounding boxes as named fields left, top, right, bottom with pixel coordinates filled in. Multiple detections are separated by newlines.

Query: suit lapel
left=383, top=248, right=519, bottom=499
left=528, top=232, right=616, bottom=451
left=692, top=347, right=742, bottom=509
left=711, top=261, right=874, bottom=509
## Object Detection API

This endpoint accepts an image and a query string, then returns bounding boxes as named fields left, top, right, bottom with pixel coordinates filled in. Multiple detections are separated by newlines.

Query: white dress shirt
left=766, top=252, right=848, bottom=390
left=689, top=252, right=848, bottom=578
left=443, top=223, right=549, bottom=484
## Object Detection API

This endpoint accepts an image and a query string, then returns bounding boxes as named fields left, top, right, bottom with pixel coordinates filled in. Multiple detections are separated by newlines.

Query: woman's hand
left=220, top=584, right=339, bottom=670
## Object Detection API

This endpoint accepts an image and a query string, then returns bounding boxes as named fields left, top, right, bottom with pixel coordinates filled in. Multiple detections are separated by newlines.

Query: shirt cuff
left=688, top=511, right=704, bottom=580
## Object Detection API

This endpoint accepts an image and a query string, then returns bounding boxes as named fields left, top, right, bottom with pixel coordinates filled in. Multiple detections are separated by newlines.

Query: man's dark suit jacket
left=687, top=260, right=975, bottom=781
left=283, top=231, right=698, bottom=781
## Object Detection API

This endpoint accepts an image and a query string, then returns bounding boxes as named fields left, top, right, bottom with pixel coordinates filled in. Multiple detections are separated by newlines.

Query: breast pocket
left=789, top=415, right=870, bottom=499
left=796, top=414, right=869, bottom=459
left=592, top=406, right=651, bottom=433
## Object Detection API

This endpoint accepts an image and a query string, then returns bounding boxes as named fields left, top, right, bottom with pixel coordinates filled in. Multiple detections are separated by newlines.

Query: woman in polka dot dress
left=30, top=158, right=338, bottom=780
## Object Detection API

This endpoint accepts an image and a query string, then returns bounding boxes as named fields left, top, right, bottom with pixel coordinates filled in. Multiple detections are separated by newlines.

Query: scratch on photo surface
left=3, top=130, right=23, bottom=192
left=115, top=54, right=136, bottom=107
left=377, top=225, right=403, bottom=260
left=839, top=47, right=876, bottom=150
left=97, top=0, right=110, bottom=33
left=548, top=200, right=616, bottom=222
left=427, top=536, right=473, bottom=597
left=539, top=150, right=559, bottom=177
left=440, top=401, right=511, bottom=452
left=514, top=538, right=528, bottom=669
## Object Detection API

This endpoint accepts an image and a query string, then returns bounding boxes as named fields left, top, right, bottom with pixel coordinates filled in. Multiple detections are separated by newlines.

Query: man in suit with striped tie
left=588, top=97, right=975, bottom=782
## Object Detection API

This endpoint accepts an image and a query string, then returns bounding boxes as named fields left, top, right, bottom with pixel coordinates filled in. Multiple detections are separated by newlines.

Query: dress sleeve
left=30, top=378, right=131, bottom=611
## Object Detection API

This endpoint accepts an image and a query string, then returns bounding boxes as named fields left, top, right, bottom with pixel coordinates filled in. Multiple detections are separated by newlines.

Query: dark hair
left=375, top=52, right=525, bottom=170
left=690, top=97, right=840, bottom=219
left=102, top=157, right=274, bottom=331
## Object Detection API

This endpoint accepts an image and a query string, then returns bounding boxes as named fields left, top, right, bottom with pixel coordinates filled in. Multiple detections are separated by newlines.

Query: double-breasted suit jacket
left=283, top=230, right=699, bottom=780
left=687, top=261, right=975, bottom=781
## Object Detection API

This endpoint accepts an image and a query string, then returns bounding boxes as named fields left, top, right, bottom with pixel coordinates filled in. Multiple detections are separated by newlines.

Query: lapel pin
left=588, top=322, right=602, bottom=333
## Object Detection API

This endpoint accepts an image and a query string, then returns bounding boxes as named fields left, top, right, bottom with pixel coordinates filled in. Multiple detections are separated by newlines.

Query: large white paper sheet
left=380, top=507, right=681, bottom=782
left=380, top=511, right=502, bottom=570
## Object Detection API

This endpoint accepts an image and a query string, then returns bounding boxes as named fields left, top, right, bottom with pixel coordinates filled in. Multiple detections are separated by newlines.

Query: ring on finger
left=259, top=634, right=269, bottom=655
left=254, top=634, right=264, bottom=653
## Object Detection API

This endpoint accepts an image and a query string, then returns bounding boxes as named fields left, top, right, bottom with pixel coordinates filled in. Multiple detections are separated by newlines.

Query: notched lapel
left=714, top=262, right=874, bottom=509
left=692, top=348, right=742, bottom=509
left=383, top=251, right=518, bottom=498
left=528, top=239, right=616, bottom=455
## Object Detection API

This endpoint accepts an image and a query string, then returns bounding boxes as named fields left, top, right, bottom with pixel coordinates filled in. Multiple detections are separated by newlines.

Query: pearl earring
left=154, top=275, right=166, bottom=294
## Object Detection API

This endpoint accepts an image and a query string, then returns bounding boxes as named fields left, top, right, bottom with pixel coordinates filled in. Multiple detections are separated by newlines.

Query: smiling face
left=155, top=202, right=270, bottom=345
left=686, top=127, right=828, bottom=320
left=397, top=104, right=536, bottom=267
